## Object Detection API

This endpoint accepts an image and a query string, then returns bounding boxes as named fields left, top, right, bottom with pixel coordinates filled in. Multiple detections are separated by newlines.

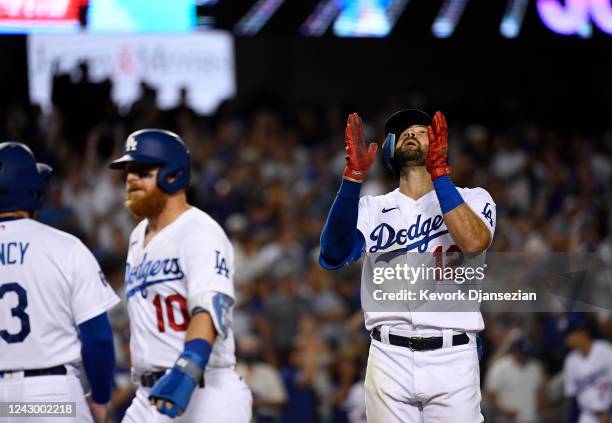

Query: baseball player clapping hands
left=320, top=109, right=496, bottom=422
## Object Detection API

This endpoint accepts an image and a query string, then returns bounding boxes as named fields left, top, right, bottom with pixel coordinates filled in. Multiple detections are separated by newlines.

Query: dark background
left=2, top=0, right=612, bottom=130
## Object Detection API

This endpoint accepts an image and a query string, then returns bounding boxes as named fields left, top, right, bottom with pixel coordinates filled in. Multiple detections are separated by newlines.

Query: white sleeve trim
left=74, top=295, right=120, bottom=326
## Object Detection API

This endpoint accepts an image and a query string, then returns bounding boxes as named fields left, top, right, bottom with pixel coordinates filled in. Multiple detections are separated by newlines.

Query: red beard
left=125, top=185, right=167, bottom=219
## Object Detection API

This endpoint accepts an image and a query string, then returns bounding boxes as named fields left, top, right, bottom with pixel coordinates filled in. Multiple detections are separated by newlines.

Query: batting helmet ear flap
left=157, top=160, right=189, bottom=194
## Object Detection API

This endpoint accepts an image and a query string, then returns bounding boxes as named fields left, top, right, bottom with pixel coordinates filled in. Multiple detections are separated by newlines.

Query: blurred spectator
left=262, top=273, right=312, bottom=355
left=562, top=314, right=612, bottom=423
left=485, top=338, right=545, bottom=423
left=37, top=182, right=80, bottom=234
left=280, top=347, right=318, bottom=423
left=327, top=347, right=359, bottom=423
left=304, top=263, right=349, bottom=343
left=61, top=168, right=94, bottom=235
left=342, top=363, right=367, bottom=423
left=280, top=316, right=332, bottom=423
left=236, top=336, right=287, bottom=422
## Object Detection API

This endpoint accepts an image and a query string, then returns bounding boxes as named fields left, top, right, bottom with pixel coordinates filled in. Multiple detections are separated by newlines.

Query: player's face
left=124, top=164, right=167, bottom=219
left=393, top=125, right=429, bottom=167
left=564, top=331, right=584, bottom=350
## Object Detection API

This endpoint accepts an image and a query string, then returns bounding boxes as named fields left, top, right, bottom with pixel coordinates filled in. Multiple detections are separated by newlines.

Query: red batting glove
left=426, top=111, right=452, bottom=180
left=343, top=113, right=378, bottom=182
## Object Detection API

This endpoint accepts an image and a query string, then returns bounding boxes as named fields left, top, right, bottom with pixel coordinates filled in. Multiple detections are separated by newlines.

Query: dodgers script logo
left=574, top=368, right=609, bottom=395
left=370, top=213, right=448, bottom=261
left=125, top=253, right=184, bottom=299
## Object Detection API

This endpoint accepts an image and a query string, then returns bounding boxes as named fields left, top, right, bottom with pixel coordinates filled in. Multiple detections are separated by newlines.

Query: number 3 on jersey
left=153, top=294, right=190, bottom=332
left=0, top=282, right=31, bottom=343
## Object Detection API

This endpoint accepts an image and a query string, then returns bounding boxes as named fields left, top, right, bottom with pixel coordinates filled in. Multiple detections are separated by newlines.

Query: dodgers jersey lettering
left=564, top=340, right=612, bottom=415
left=0, top=218, right=119, bottom=369
left=125, top=207, right=236, bottom=376
left=357, top=187, right=496, bottom=332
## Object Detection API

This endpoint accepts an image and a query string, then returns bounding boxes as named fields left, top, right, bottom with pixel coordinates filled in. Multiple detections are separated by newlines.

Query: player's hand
left=85, top=396, right=108, bottom=423
left=149, top=348, right=206, bottom=420
left=152, top=397, right=184, bottom=418
left=148, top=367, right=196, bottom=418
left=343, top=112, right=378, bottom=183
left=426, top=111, right=452, bottom=180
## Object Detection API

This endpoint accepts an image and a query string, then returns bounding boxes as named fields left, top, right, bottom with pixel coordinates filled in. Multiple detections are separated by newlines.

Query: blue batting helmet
left=382, top=109, right=432, bottom=176
left=0, top=142, right=52, bottom=213
left=109, top=129, right=190, bottom=194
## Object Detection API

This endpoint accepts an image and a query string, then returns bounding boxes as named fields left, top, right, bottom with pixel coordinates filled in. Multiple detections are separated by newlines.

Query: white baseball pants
left=0, top=369, right=92, bottom=423
left=122, top=367, right=252, bottom=423
left=364, top=328, right=483, bottom=423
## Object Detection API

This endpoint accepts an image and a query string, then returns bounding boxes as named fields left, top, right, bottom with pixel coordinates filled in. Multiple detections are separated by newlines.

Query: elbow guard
left=187, top=291, right=234, bottom=339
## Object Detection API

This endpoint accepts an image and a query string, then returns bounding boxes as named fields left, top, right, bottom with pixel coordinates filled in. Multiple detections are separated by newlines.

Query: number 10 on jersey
left=152, top=294, right=190, bottom=332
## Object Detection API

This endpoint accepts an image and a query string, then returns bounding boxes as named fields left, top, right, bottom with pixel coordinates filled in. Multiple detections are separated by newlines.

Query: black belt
left=371, top=328, right=469, bottom=351
left=0, top=365, right=67, bottom=378
left=141, top=370, right=204, bottom=388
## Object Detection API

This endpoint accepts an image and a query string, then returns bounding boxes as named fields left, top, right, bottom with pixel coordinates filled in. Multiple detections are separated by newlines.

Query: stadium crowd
left=1, top=65, right=611, bottom=423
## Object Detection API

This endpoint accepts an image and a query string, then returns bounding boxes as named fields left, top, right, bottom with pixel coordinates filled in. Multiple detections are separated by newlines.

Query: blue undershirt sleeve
left=319, top=179, right=365, bottom=270
left=78, top=312, right=115, bottom=404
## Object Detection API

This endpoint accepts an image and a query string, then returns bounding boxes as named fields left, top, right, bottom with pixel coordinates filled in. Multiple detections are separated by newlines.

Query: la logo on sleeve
left=214, top=251, right=230, bottom=278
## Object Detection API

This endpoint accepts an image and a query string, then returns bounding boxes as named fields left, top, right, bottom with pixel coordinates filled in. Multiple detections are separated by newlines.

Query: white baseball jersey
left=124, top=207, right=236, bottom=377
left=485, top=356, right=544, bottom=422
left=0, top=217, right=119, bottom=370
left=564, top=340, right=612, bottom=417
left=357, top=187, right=496, bottom=332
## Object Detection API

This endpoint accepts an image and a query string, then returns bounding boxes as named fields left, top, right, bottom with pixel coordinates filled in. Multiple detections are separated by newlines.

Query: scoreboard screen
left=206, top=0, right=612, bottom=38
left=0, top=0, right=84, bottom=33
left=1, top=0, right=610, bottom=37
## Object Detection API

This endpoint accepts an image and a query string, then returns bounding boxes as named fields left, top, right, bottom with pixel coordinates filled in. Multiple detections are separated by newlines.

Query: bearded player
left=319, top=111, right=496, bottom=422
left=109, top=130, right=252, bottom=422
